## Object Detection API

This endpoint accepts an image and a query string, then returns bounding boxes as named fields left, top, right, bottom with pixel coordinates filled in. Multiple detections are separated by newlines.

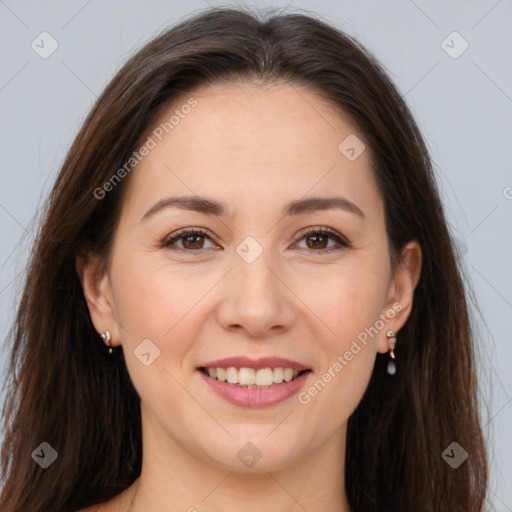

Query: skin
left=77, top=81, right=422, bottom=512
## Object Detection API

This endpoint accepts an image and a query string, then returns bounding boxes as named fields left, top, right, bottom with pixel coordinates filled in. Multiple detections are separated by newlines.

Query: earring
left=386, top=329, right=397, bottom=375
left=100, top=330, right=113, bottom=354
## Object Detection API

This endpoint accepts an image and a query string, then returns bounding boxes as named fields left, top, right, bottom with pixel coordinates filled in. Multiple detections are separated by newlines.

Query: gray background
left=0, top=0, right=511, bottom=509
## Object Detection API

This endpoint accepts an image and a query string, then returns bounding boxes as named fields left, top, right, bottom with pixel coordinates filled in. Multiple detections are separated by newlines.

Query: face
left=81, top=81, right=420, bottom=474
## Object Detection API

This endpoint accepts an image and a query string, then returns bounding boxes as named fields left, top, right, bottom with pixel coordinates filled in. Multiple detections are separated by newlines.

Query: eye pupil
left=307, top=234, right=328, bottom=249
left=183, top=235, right=204, bottom=249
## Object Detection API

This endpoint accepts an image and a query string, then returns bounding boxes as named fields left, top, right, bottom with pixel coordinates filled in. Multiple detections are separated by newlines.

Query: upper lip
left=199, top=356, right=310, bottom=371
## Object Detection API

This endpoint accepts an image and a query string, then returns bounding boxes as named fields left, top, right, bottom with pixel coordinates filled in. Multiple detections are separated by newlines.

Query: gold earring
left=100, top=330, right=113, bottom=354
left=386, top=330, right=397, bottom=375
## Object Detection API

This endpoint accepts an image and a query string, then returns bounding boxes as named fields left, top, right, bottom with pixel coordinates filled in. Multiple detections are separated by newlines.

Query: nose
left=215, top=251, right=297, bottom=338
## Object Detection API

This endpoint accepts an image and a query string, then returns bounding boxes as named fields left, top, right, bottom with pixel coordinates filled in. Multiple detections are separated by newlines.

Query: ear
left=76, top=254, right=121, bottom=347
left=377, top=240, right=422, bottom=354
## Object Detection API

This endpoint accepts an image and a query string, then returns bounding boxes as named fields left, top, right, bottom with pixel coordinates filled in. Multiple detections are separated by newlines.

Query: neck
left=125, top=414, right=351, bottom=512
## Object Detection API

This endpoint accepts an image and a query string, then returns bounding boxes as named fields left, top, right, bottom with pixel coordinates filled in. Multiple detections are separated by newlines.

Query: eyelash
left=161, top=226, right=351, bottom=255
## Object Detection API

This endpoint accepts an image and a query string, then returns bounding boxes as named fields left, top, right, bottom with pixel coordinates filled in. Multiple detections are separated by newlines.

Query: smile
left=200, top=366, right=306, bottom=388
left=197, top=357, right=312, bottom=408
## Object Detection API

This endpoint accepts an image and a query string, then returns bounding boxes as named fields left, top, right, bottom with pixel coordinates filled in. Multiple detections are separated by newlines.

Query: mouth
left=197, top=358, right=312, bottom=408
left=199, top=366, right=310, bottom=389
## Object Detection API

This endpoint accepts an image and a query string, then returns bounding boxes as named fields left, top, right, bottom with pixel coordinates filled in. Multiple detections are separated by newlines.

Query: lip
left=198, top=368, right=312, bottom=408
left=199, top=356, right=310, bottom=371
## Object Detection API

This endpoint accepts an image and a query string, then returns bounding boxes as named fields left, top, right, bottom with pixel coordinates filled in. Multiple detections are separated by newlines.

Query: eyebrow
left=140, top=195, right=365, bottom=221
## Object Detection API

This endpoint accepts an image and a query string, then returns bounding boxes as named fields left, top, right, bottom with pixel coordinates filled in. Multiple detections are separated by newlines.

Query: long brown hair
left=0, top=6, right=488, bottom=511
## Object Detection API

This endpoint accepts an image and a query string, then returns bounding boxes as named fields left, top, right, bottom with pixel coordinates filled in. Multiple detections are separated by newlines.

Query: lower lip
left=198, top=370, right=311, bottom=408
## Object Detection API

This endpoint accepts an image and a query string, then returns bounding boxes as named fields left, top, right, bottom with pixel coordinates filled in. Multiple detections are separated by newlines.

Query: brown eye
left=182, top=234, right=205, bottom=250
left=295, top=227, right=351, bottom=254
left=305, top=233, right=329, bottom=250
left=162, top=228, right=216, bottom=252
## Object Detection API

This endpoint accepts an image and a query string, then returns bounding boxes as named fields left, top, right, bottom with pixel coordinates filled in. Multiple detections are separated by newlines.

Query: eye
left=161, top=226, right=351, bottom=255
left=161, top=228, right=217, bottom=252
left=294, top=226, right=351, bottom=254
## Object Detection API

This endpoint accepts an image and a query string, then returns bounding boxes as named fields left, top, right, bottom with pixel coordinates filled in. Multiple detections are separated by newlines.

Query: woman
left=0, top=6, right=488, bottom=512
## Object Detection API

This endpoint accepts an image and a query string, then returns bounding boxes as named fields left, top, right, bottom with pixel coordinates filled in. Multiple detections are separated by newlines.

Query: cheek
left=110, top=252, right=218, bottom=338
left=109, top=255, right=204, bottom=404
left=307, top=261, right=388, bottom=343
left=296, top=265, right=386, bottom=417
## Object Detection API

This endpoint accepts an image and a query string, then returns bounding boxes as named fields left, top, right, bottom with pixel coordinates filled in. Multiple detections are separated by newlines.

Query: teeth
left=273, top=367, right=284, bottom=383
left=216, top=368, right=226, bottom=382
left=203, top=366, right=305, bottom=387
left=226, top=367, right=238, bottom=384
left=255, top=368, right=273, bottom=386
left=239, top=367, right=256, bottom=386
left=283, top=368, right=294, bottom=382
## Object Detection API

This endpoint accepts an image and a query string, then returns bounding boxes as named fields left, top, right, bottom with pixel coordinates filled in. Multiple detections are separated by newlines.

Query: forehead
left=123, top=81, right=381, bottom=220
